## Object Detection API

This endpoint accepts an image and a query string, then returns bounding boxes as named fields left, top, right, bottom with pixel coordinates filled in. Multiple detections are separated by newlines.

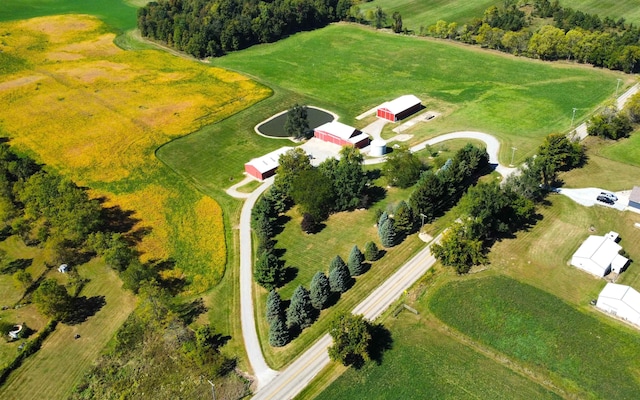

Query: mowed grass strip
left=214, top=23, right=625, bottom=163
left=0, top=259, right=136, bottom=399
left=312, top=311, right=562, bottom=400
left=429, top=275, right=640, bottom=400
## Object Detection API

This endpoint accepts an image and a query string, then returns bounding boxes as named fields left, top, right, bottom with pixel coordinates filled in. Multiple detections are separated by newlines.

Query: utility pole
left=207, top=380, right=216, bottom=400
left=571, top=107, right=577, bottom=128
left=510, top=147, right=517, bottom=167
left=616, top=78, right=622, bottom=97
left=419, top=213, right=427, bottom=229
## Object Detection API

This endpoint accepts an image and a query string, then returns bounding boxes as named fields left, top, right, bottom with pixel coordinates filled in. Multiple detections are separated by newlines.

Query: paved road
left=365, top=130, right=518, bottom=179
left=239, top=177, right=278, bottom=389
left=573, top=83, right=639, bottom=140
left=253, top=235, right=442, bottom=400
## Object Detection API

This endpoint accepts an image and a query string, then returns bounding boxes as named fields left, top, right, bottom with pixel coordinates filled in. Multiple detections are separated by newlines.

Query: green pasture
left=1, top=0, right=137, bottom=32
left=214, top=24, right=626, bottom=165
left=429, top=275, right=640, bottom=400
left=595, top=133, right=640, bottom=169
left=358, top=0, right=498, bottom=32
left=312, top=308, right=562, bottom=400
left=560, top=0, right=640, bottom=25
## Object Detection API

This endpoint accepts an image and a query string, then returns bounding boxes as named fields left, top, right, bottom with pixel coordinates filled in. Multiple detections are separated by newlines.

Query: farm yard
left=2, top=0, right=640, bottom=398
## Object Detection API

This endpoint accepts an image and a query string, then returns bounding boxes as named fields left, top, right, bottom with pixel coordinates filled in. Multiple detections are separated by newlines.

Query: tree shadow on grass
left=368, top=322, right=393, bottom=365
left=281, top=265, right=298, bottom=286
left=66, top=295, right=106, bottom=325
left=0, top=258, right=32, bottom=275
left=273, top=214, right=291, bottom=235
left=173, top=298, right=208, bottom=325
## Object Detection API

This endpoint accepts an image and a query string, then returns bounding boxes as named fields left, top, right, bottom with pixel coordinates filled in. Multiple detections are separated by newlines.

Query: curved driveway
left=234, top=131, right=514, bottom=396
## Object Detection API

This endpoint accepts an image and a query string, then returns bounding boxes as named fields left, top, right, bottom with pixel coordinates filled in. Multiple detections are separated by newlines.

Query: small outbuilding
left=570, top=234, right=629, bottom=277
left=244, top=146, right=294, bottom=180
left=58, top=264, right=69, bottom=273
left=376, top=95, right=422, bottom=122
left=629, top=186, right=640, bottom=210
left=596, top=283, right=640, bottom=327
left=313, top=121, right=370, bottom=148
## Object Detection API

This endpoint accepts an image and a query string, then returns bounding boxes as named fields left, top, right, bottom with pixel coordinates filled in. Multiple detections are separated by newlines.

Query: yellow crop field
left=0, top=15, right=270, bottom=290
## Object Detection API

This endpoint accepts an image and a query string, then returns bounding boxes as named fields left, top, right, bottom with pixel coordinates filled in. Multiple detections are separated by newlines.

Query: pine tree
left=265, top=289, right=283, bottom=324
left=286, top=285, right=314, bottom=329
left=347, top=245, right=365, bottom=276
left=364, top=241, right=380, bottom=261
left=254, top=251, right=284, bottom=290
left=379, top=218, right=397, bottom=248
left=377, top=211, right=389, bottom=234
left=310, top=271, right=330, bottom=309
left=329, top=255, right=347, bottom=272
left=269, top=314, right=289, bottom=347
left=394, top=200, right=414, bottom=236
left=329, top=263, right=351, bottom=293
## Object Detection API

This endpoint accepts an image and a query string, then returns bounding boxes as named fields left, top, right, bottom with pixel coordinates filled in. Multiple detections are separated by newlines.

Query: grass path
left=0, top=260, right=136, bottom=398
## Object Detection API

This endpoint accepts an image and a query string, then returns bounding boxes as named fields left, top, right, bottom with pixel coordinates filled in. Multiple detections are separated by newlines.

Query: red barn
left=376, top=95, right=422, bottom=122
left=244, top=146, right=294, bottom=180
left=314, top=121, right=370, bottom=148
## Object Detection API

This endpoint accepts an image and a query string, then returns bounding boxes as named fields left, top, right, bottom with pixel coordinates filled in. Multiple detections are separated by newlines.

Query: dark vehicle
left=597, top=195, right=614, bottom=205
left=600, top=191, right=618, bottom=202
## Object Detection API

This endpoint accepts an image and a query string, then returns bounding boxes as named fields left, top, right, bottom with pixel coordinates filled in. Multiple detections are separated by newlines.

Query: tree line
left=426, top=0, right=640, bottom=73
left=137, top=0, right=353, bottom=57
left=432, top=133, right=586, bottom=273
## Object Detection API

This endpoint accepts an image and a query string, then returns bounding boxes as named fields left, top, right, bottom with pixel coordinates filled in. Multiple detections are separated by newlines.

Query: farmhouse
left=629, top=186, right=640, bottom=210
left=313, top=121, right=370, bottom=148
left=376, top=95, right=422, bottom=122
left=570, top=234, right=629, bottom=277
left=596, top=283, right=640, bottom=327
left=244, top=146, right=294, bottom=180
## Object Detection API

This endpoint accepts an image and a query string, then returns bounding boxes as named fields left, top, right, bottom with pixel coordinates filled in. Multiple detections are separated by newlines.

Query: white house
left=570, top=234, right=628, bottom=277
left=596, top=283, right=640, bottom=327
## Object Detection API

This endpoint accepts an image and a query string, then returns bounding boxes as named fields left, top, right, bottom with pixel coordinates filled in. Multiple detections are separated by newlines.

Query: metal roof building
left=376, top=95, right=422, bottom=122
left=570, top=234, right=628, bottom=277
left=597, top=283, right=640, bottom=327
left=244, top=146, right=294, bottom=180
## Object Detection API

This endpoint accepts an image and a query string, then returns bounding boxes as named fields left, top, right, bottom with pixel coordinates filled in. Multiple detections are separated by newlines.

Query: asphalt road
left=252, top=235, right=441, bottom=400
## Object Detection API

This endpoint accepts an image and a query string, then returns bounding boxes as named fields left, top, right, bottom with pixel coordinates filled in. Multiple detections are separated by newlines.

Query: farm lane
left=239, top=177, right=278, bottom=389
left=237, top=131, right=515, bottom=395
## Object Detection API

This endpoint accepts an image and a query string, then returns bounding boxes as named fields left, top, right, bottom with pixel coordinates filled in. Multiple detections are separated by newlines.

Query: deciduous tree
left=328, top=313, right=372, bottom=366
left=33, top=278, right=72, bottom=321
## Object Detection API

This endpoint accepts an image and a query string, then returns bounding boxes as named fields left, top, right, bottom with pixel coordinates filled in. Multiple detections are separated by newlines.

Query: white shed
left=596, top=283, right=640, bottom=326
left=570, top=235, right=628, bottom=277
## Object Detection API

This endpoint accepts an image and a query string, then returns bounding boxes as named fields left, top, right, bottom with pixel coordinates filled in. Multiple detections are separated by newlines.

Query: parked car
left=597, top=195, right=615, bottom=205
left=600, top=191, right=618, bottom=202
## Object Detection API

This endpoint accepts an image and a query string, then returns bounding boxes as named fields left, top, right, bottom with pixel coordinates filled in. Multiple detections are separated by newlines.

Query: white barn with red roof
left=313, top=121, right=370, bottom=148
left=376, top=95, right=422, bottom=122
left=244, top=146, right=294, bottom=180
left=597, top=283, right=640, bottom=327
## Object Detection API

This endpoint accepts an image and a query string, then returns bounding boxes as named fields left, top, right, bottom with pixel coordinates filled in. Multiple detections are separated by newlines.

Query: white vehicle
left=600, top=191, right=618, bottom=202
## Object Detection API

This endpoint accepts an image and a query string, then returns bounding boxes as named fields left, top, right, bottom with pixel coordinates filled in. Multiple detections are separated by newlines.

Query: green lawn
left=312, top=308, right=563, bottom=400
left=595, top=132, right=640, bottom=168
left=213, top=23, right=626, bottom=166
left=1, top=0, right=137, bottom=32
left=429, top=275, right=640, bottom=400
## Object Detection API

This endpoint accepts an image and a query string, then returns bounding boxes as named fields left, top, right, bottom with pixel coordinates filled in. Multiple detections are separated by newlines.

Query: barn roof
left=378, top=95, right=421, bottom=114
left=599, top=283, right=640, bottom=314
left=573, top=235, right=624, bottom=272
left=315, top=121, right=359, bottom=140
left=245, top=146, right=294, bottom=174
left=630, top=186, right=640, bottom=203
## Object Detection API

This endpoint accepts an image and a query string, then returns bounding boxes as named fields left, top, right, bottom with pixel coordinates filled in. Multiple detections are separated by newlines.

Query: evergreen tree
left=379, top=218, right=397, bottom=248
left=377, top=211, right=389, bottom=234
left=329, top=255, right=347, bottom=272
left=254, top=251, right=284, bottom=290
left=310, top=271, right=330, bottom=309
left=269, top=314, right=289, bottom=347
left=347, top=245, right=364, bottom=276
left=266, top=289, right=283, bottom=324
left=286, top=285, right=314, bottom=329
left=364, top=241, right=380, bottom=262
left=394, top=200, right=414, bottom=236
left=329, top=263, right=351, bottom=293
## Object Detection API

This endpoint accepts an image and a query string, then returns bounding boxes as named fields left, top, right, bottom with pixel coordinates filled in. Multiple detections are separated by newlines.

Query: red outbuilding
left=313, top=121, right=370, bottom=148
left=376, top=95, right=422, bottom=122
left=244, top=146, right=294, bottom=180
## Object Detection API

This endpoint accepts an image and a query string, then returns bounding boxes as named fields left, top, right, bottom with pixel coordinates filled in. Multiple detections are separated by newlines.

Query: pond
left=256, top=107, right=335, bottom=138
